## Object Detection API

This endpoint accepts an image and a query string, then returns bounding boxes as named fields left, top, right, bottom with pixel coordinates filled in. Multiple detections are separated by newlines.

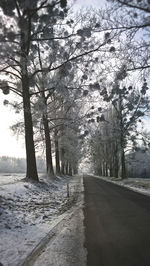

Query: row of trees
left=0, top=0, right=100, bottom=181
left=126, top=149, right=150, bottom=179
left=0, top=156, right=45, bottom=173
left=0, top=0, right=150, bottom=180
left=89, top=0, right=150, bottom=178
left=90, top=81, right=149, bottom=179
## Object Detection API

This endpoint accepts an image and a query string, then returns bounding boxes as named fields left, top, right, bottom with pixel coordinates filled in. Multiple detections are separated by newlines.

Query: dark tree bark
left=68, top=162, right=72, bottom=176
left=95, top=165, right=102, bottom=176
left=54, top=128, right=61, bottom=175
left=21, top=26, right=38, bottom=181
left=112, top=142, right=119, bottom=178
left=109, top=163, right=113, bottom=177
left=22, top=72, right=38, bottom=181
left=73, top=166, right=78, bottom=175
left=114, top=153, right=119, bottom=179
left=121, top=144, right=126, bottom=179
left=65, top=160, right=69, bottom=175
left=119, top=96, right=126, bottom=179
left=61, top=148, right=65, bottom=175
left=37, top=42, right=54, bottom=178
left=43, top=113, right=54, bottom=177
left=105, top=163, right=108, bottom=177
left=102, top=161, right=105, bottom=176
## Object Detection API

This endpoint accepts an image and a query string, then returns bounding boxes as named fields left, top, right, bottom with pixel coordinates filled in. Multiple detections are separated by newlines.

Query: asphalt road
left=83, top=175, right=150, bottom=266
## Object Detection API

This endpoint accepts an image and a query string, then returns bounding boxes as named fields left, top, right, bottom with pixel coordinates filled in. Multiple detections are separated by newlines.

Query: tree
left=93, top=74, right=150, bottom=178
left=104, top=0, right=150, bottom=73
left=89, top=105, right=120, bottom=178
left=126, top=146, right=150, bottom=179
left=1, top=2, right=119, bottom=181
left=0, top=0, right=68, bottom=181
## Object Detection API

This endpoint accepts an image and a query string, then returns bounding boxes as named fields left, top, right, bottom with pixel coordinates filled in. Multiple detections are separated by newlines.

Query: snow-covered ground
left=32, top=186, right=86, bottom=266
left=0, top=173, right=25, bottom=185
left=33, top=207, right=86, bottom=266
left=93, top=175, right=150, bottom=196
left=2, top=173, right=149, bottom=266
left=0, top=174, right=83, bottom=266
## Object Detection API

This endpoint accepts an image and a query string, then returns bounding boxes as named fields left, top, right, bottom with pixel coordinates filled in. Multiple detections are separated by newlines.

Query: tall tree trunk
left=36, top=42, right=54, bottom=178
left=112, top=142, right=119, bottom=179
left=61, top=162, right=65, bottom=175
left=99, top=165, right=102, bottom=176
left=119, top=96, right=126, bottom=179
left=121, top=146, right=126, bottom=179
left=105, top=163, right=108, bottom=177
left=73, top=165, right=78, bottom=175
left=109, top=163, right=113, bottom=177
left=65, top=160, right=69, bottom=175
left=22, top=74, right=38, bottom=181
left=68, top=162, right=72, bottom=176
left=21, top=28, right=38, bottom=181
left=103, top=162, right=106, bottom=176
left=114, top=154, right=119, bottom=179
left=120, top=128, right=126, bottom=179
left=54, top=128, right=61, bottom=175
left=43, top=114, right=54, bottom=177
left=102, top=161, right=105, bottom=176
left=61, top=148, right=65, bottom=175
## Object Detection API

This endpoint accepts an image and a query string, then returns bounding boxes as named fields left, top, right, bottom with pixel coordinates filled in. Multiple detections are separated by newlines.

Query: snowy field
left=0, top=174, right=83, bottom=266
left=0, top=173, right=26, bottom=185
left=94, top=175, right=150, bottom=196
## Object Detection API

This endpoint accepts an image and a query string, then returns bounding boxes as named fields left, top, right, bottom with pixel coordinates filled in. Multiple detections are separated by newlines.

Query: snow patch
left=33, top=176, right=86, bottom=266
left=93, top=175, right=150, bottom=196
left=0, top=174, right=82, bottom=266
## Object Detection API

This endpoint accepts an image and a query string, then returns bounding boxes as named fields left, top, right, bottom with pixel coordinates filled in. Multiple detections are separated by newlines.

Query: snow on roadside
left=93, top=175, right=150, bottom=196
left=0, top=174, right=82, bottom=266
left=33, top=176, right=86, bottom=266
left=33, top=207, right=86, bottom=266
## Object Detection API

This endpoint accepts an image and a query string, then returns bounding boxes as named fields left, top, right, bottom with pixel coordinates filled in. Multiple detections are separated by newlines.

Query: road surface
left=84, top=175, right=150, bottom=266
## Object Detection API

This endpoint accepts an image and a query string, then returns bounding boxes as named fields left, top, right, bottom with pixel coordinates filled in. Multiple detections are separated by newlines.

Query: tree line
left=0, top=0, right=150, bottom=181
left=0, top=156, right=45, bottom=173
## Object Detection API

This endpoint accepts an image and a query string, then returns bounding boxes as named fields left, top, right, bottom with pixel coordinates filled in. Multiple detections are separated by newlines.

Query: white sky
left=0, top=94, right=26, bottom=158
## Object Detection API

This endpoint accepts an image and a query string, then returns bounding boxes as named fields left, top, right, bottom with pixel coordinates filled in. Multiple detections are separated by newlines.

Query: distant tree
left=89, top=105, right=120, bottom=178
left=95, top=74, right=149, bottom=178
left=126, top=147, right=150, bottom=179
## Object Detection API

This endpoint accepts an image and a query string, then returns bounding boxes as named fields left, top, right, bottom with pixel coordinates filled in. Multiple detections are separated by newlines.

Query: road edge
left=92, top=174, right=150, bottom=197
left=18, top=175, right=84, bottom=266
